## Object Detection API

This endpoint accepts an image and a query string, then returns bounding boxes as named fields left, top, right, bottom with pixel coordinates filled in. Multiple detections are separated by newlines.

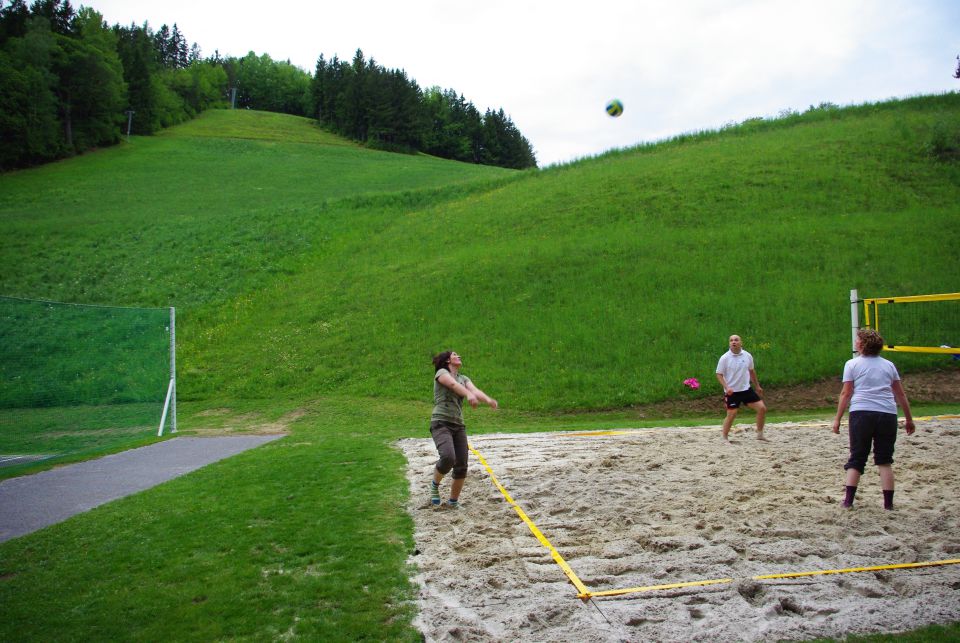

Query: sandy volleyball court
left=399, top=418, right=960, bottom=642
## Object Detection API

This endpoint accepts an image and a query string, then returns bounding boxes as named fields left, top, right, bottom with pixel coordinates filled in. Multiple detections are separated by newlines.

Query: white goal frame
left=158, top=307, right=177, bottom=436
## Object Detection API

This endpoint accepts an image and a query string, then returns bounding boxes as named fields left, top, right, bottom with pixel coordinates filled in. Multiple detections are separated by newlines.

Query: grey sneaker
left=443, top=499, right=460, bottom=509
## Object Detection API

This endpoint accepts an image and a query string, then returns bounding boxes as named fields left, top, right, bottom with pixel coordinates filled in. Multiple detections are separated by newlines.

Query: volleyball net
left=853, top=291, right=960, bottom=355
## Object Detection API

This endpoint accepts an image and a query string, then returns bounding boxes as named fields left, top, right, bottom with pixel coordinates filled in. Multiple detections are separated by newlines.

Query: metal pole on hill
left=125, top=110, right=135, bottom=141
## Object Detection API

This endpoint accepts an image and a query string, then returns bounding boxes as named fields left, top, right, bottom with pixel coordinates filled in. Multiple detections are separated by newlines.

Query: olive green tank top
left=431, top=368, right=472, bottom=424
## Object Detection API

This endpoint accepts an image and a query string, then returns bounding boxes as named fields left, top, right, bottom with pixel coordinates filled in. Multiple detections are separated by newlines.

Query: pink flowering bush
left=683, top=377, right=700, bottom=390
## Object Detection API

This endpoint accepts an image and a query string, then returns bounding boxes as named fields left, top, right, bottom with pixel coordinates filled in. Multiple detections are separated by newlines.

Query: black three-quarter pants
left=430, top=419, right=468, bottom=479
left=844, top=410, right=898, bottom=473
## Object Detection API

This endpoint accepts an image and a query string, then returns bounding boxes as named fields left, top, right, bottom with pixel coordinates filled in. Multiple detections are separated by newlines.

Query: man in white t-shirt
left=715, top=334, right=767, bottom=442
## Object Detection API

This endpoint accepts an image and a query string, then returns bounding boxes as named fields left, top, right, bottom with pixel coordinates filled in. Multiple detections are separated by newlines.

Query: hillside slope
left=0, top=110, right=516, bottom=307
left=182, top=95, right=960, bottom=409
left=2, top=98, right=959, bottom=411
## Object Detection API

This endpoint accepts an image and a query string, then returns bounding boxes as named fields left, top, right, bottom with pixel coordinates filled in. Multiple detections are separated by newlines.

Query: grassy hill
left=2, top=99, right=958, bottom=411
left=0, top=110, right=515, bottom=308
left=2, top=99, right=960, bottom=641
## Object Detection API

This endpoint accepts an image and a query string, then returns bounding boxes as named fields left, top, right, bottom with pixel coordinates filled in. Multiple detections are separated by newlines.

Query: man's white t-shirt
left=842, top=355, right=900, bottom=414
left=716, top=349, right=754, bottom=393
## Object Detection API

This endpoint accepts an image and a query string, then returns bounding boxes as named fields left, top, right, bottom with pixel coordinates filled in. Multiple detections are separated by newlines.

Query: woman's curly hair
left=857, top=329, right=885, bottom=356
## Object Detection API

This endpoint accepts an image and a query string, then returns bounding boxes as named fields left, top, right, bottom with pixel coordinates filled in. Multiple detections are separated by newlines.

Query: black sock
left=883, top=489, right=894, bottom=510
left=843, top=485, right=857, bottom=506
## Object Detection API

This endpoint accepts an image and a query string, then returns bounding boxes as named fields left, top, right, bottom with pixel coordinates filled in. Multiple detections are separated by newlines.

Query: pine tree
left=152, top=23, right=170, bottom=67
left=116, top=22, right=160, bottom=133
left=0, top=0, right=30, bottom=43
left=28, top=0, right=73, bottom=35
left=170, top=23, right=187, bottom=69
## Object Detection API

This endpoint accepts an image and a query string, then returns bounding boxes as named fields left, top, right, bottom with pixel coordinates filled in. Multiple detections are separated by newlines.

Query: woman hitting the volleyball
left=428, top=351, right=498, bottom=509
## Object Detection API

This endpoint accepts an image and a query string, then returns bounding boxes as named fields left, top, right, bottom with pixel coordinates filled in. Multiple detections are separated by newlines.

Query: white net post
left=850, top=289, right=860, bottom=356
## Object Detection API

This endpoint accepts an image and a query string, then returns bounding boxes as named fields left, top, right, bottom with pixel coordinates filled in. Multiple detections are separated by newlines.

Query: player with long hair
left=428, top=350, right=498, bottom=508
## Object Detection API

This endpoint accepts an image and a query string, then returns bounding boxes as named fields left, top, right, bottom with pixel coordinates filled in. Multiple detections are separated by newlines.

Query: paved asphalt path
left=0, top=435, right=283, bottom=543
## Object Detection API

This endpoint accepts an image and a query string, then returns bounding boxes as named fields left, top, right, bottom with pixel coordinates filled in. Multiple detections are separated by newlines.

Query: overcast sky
left=88, top=0, right=959, bottom=166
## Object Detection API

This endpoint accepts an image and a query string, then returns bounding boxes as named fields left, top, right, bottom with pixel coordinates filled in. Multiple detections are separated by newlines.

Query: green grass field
left=1, top=102, right=959, bottom=640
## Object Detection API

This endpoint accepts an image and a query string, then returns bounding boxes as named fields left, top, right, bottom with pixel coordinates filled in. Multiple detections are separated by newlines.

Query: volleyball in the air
left=606, top=99, right=624, bottom=117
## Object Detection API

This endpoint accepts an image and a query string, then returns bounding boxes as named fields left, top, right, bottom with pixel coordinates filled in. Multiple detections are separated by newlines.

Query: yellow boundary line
left=587, top=559, right=960, bottom=599
left=468, top=423, right=960, bottom=601
left=483, top=415, right=958, bottom=442
left=752, top=559, right=960, bottom=579
left=552, top=415, right=960, bottom=438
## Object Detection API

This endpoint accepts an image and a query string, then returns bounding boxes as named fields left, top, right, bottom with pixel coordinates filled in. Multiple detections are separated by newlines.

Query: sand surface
left=399, top=417, right=960, bottom=642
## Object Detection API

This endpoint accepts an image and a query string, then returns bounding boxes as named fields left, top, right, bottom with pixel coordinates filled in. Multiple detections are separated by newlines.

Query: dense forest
left=0, top=0, right=537, bottom=170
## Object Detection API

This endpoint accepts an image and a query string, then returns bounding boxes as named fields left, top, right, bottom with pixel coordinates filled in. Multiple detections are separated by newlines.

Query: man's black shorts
left=724, top=388, right=761, bottom=409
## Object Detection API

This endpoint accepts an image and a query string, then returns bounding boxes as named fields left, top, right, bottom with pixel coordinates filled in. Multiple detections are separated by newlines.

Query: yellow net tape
left=882, top=345, right=960, bottom=354
left=864, top=292, right=960, bottom=304
left=469, top=417, right=960, bottom=601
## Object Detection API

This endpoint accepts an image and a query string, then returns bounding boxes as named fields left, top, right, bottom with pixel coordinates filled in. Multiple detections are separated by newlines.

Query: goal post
left=0, top=296, right=176, bottom=467
left=158, top=306, right=176, bottom=436
left=851, top=289, right=960, bottom=355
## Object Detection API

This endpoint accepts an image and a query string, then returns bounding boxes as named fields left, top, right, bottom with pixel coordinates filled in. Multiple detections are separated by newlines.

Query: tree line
left=0, top=0, right=226, bottom=168
left=312, top=50, right=536, bottom=168
left=0, top=0, right=536, bottom=170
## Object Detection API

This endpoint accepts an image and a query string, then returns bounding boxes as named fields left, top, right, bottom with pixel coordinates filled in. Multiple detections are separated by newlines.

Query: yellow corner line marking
left=469, top=432, right=960, bottom=602
left=468, top=443, right=590, bottom=597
